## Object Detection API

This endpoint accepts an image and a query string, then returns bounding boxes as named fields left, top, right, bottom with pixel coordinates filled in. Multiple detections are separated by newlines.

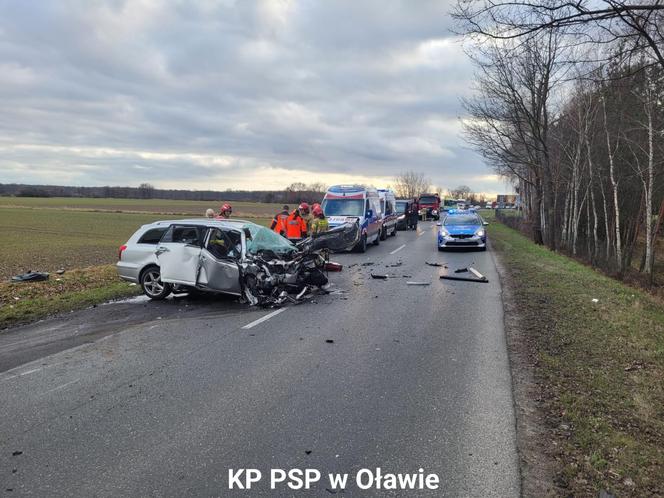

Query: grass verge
left=487, top=212, right=664, bottom=497
left=0, top=265, right=140, bottom=330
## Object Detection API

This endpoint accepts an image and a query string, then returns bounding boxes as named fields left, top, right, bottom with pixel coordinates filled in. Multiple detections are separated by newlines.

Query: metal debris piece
left=454, top=267, right=469, bottom=273
left=468, top=267, right=486, bottom=280
left=370, top=273, right=389, bottom=279
left=407, top=281, right=431, bottom=286
left=440, top=268, right=489, bottom=284
left=325, top=261, right=343, bottom=272
left=425, top=262, right=446, bottom=267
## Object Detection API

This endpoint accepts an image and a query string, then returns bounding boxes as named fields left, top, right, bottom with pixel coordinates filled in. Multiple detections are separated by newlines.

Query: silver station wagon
left=117, top=218, right=360, bottom=304
left=117, top=219, right=294, bottom=300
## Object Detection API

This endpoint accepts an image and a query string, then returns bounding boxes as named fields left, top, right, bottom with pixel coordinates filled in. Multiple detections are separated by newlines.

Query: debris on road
left=56, top=269, right=66, bottom=275
left=325, top=339, right=334, bottom=344
left=468, top=267, right=487, bottom=281
left=440, top=267, right=489, bottom=284
left=406, top=281, right=431, bottom=286
left=324, top=262, right=343, bottom=272
left=425, top=261, right=447, bottom=267
left=370, top=273, right=390, bottom=279
left=11, top=271, right=49, bottom=283
left=591, top=298, right=599, bottom=303
left=386, top=261, right=403, bottom=267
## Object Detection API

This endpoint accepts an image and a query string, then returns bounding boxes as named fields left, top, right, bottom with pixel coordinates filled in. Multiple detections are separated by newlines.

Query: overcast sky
left=0, top=0, right=511, bottom=194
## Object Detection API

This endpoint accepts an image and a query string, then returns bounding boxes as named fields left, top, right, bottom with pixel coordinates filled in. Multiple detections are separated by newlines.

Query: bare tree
left=393, top=171, right=431, bottom=199
left=453, top=1, right=664, bottom=71
left=450, top=185, right=472, bottom=199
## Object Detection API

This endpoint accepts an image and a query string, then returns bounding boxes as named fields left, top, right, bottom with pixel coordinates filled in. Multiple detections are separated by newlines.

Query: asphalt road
left=0, top=222, right=520, bottom=497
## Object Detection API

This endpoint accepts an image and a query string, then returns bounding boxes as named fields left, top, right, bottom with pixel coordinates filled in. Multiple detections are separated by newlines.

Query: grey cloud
left=0, top=0, right=501, bottom=193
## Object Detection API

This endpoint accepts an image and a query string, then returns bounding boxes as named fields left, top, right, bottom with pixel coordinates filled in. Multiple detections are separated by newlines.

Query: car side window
left=371, top=198, right=382, bottom=216
left=206, top=228, right=242, bottom=260
left=385, top=200, right=394, bottom=215
left=161, top=225, right=201, bottom=246
left=138, top=228, right=167, bottom=244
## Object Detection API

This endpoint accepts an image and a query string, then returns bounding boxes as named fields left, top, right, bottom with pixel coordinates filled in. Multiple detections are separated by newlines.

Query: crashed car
left=117, top=218, right=360, bottom=306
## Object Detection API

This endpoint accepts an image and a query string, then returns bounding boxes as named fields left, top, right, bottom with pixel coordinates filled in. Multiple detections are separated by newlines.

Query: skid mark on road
left=241, top=308, right=286, bottom=329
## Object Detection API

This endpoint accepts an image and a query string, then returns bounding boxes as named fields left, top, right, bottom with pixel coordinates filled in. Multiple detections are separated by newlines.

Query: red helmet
left=298, top=202, right=310, bottom=213
left=312, top=202, right=321, bottom=211
left=220, top=203, right=232, bottom=214
left=312, top=205, right=323, bottom=217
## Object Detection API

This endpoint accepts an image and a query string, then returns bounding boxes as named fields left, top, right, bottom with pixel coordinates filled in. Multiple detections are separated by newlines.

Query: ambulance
left=321, top=185, right=383, bottom=252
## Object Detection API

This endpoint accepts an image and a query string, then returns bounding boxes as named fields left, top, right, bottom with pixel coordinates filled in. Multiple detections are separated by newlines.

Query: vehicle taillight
left=118, top=244, right=127, bottom=260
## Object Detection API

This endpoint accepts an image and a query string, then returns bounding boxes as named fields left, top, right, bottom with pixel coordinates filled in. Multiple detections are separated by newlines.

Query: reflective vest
left=311, top=217, right=329, bottom=236
left=271, top=211, right=289, bottom=235
left=285, top=211, right=307, bottom=239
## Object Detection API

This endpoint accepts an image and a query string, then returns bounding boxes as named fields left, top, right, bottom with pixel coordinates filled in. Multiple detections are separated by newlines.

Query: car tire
left=140, top=266, right=172, bottom=300
left=391, top=226, right=397, bottom=236
left=373, top=232, right=380, bottom=246
left=380, top=227, right=387, bottom=241
left=479, top=246, right=487, bottom=251
left=355, top=234, right=367, bottom=253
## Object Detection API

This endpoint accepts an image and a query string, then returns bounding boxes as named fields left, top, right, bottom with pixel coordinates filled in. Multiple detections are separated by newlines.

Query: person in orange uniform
left=270, top=205, right=290, bottom=236
left=285, top=206, right=308, bottom=242
left=216, top=203, right=232, bottom=219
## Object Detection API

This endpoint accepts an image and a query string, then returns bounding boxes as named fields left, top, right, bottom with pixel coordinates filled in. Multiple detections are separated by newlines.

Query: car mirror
left=483, top=221, right=489, bottom=226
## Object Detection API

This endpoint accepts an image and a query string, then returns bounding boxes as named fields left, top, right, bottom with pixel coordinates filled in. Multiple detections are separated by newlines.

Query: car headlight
left=439, top=229, right=449, bottom=237
left=475, top=228, right=485, bottom=237
left=432, top=209, right=438, bottom=215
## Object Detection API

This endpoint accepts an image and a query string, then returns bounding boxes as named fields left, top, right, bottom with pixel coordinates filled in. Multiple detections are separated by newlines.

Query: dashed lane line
left=241, top=308, right=287, bottom=330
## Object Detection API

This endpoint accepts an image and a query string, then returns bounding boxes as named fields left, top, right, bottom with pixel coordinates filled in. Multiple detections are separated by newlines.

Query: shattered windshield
left=243, top=223, right=296, bottom=255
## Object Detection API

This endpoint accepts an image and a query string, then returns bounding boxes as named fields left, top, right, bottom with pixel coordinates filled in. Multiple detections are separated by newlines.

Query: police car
left=437, top=209, right=488, bottom=251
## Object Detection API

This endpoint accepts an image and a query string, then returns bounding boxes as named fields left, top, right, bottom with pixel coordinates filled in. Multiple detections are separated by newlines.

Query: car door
left=197, top=227, right=243, bottom=295
left=155, top=224, right=203, bottom=285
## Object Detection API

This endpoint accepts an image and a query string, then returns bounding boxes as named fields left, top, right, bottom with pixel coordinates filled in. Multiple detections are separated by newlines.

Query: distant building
left=496, top=194, right=518, bottom=208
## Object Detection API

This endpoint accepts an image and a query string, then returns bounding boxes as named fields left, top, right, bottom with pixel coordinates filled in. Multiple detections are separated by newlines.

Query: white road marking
left=40, top=378, right=79, bottom=396
left=242, top=308, right=287, bottom=330
left=390, top=244, right=406, bottom=255
left=19, top=368, right=41, bottom=376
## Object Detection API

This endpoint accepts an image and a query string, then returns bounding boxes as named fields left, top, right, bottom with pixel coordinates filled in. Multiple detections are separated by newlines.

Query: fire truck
left=417, top=193, right=441, bottom=220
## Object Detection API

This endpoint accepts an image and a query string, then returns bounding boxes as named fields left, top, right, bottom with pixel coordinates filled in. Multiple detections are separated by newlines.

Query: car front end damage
left=240, top=222, right=360, bottom=307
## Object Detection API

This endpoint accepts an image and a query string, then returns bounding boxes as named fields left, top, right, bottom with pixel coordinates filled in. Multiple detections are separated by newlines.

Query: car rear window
left=138, top=228, right=167, bottom=244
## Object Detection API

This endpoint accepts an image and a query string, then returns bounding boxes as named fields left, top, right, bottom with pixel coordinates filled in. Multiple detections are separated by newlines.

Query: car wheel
left=391, top=226, right=397, bottom=236
left=373, top=232, right=380, bottom=246
left=380, top=227, right=387, bottom=241
left=355, top=234, right=367, bottom=253
left=140, top=266, right=172, bottom=300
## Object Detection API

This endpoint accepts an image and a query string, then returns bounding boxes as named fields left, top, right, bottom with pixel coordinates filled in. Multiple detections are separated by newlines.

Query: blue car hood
left=442, top=224, right=480, bottom=235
